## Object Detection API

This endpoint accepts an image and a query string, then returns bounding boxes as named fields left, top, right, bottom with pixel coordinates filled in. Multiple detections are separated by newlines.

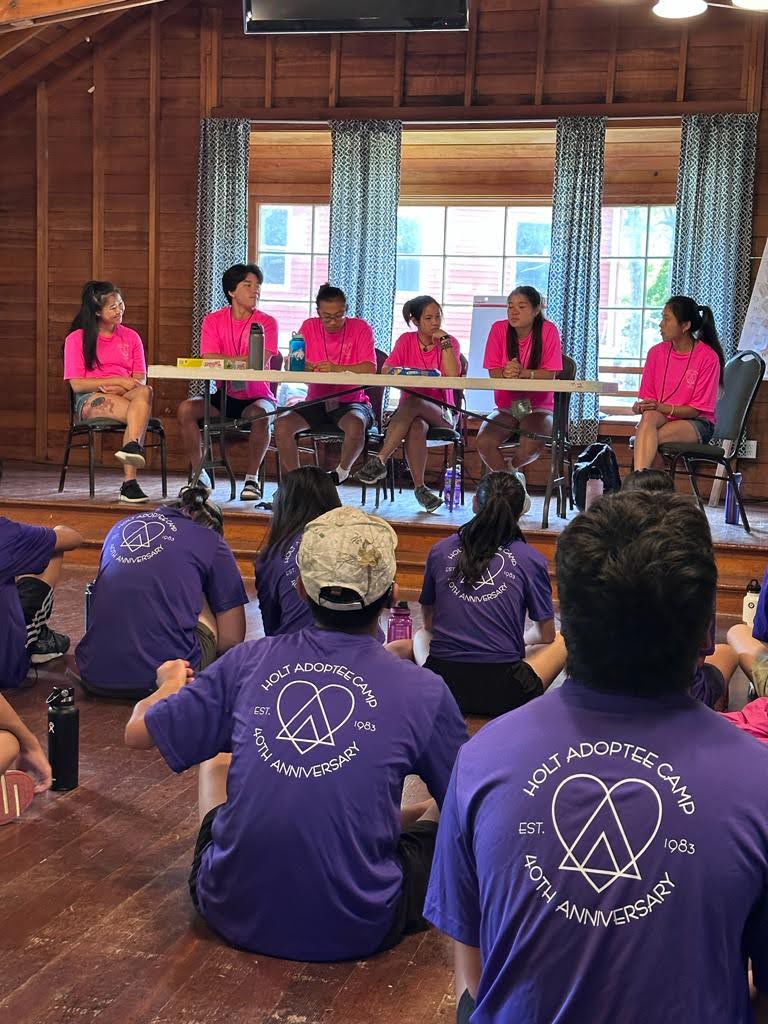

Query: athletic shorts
left=189, top=810, right=438, bottom=953
left=425, top=655, right=544, bottom=718
left=16, top=576, right=53, bottom=649
left=210, top=389, right=276, bottom=422
left=691, top=662, right=726, bottom=710
left=293, top=400, right=375, bottom=433
left=690, top=418, right=715, bottom=444
left=79, top=622, right=218, bottom=701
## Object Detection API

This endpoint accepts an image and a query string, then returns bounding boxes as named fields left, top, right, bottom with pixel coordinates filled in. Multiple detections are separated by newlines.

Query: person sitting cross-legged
left=426, top=492, right=768, bottom=1024
left=125, top=506, right=468, bottom=961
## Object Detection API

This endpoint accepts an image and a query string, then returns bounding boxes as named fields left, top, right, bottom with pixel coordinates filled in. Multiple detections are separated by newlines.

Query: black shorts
left=425, top=655, right=544, bottom=718
left=210, top=389, right=276, bottom=421
left=16, top=576, right=53, bottom=648
left=293, top=400, right=375, bottom=433
left=189, top=808, right=438, bottom=952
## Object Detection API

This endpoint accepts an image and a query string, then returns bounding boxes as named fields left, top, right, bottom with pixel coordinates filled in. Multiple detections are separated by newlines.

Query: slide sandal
left=0, top=771, right=35, bottom=825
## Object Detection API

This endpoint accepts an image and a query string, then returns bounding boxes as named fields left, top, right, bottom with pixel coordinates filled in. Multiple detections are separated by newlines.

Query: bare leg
left=385, top=639, right=414, bottom=661
left=198, top=597, right=218, bottom=644
left=17, top=551, right=64, bottom=591
left=0, top=731, right=20, bottom=775
left=400, top=798, right=438, bottom=828
left=509, top=411, right=553, bottom=470
left=80, top=390, right=152, bottom=482
left=177, top=396, right=207, bottom=470
left=476, top=410, right=520, bottom=472
left=198, top=752, right=231, bottom=823
left=123, top=385, right=153, bottom=447
left=706, top=643, right=738, bottom=685
left=413, top=628, right=432, bottom=667
left=525, top=632, right=567, bottom=689
left=274, top=410, right=311, bottom=475
left=727, top=623, right=768, bottom=682
left=336, top=408, right=368, bottom=473
left=377, top=399, right=449, bottom=465
left=634, top=411, right=699, bottom=470
left=242, top=400, right=274, bottom=476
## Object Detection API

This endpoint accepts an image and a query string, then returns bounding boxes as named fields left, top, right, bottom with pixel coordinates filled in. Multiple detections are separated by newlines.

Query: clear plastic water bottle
left=585, top=468, right=604, bottom=509
left=47, top=686, right=79, bottom=792
left=744, top=578, right=761, bottom=627
left=452, top=466, right=462, bottom=508
left=443, top=467, right=454, bottom=506
left=387, top=601, right=413, bottom=643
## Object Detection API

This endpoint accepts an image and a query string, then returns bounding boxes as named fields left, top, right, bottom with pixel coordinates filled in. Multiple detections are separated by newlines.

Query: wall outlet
left=743, top=439, right=758, bottom=459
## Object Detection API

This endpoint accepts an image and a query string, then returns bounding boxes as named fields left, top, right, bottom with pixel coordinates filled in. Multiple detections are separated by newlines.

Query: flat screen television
left=243, top=1, right=469, bottom=35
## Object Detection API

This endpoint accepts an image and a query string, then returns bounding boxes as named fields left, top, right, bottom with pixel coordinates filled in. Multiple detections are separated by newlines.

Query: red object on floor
left=0, top=771, right=34, bottom=825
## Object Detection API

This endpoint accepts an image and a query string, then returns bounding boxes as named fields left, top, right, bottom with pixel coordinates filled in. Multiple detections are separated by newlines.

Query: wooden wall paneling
left=272, top=35, right=331, bottom=108
left=613, top=11, right=679, bottom=105
left=605, top=8, right=619, bottom=105
left=393, top=34, right=406, bottom=107
left=543, top=1, right=613, bottom=105
left=335, top=33, right=397, bottom=107
left=329, top=33, right=340, bottom=108
left=199, top=2, right=221, bottom=118
left=0, top=25, right=46, bottom=62
left=402, top=30, right=465, bottom=107
left=464, top=0, right=479, bottom=107
left=264, top=36, right=274, bottom=108
left=534, top=0, right=548, bottom=106
left=249, top=129, right=332, bottom=205
left=676, top=26, right=688, bottom=103
left=685, top=11, right=749, bottom=103
left=36, top=82, right=49, bottom=460
left=91, top=45, right=104, bottom=278
left=747, top=19, right=766, bottom=113
left=147, top=7, right=159, bottom=364
left=218, top=6, right=265, bottom=110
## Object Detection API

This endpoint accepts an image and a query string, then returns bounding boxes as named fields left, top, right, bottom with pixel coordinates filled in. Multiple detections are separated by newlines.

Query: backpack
left=572, top=442, right=622, bottom=511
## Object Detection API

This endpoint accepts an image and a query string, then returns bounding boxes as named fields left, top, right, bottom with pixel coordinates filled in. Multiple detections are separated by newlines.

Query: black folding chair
left=658, top=349, right=765, bottom=533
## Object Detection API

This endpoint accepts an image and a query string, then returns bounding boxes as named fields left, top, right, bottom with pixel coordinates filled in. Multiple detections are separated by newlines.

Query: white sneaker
left=515, top=470, right=532, bottom=515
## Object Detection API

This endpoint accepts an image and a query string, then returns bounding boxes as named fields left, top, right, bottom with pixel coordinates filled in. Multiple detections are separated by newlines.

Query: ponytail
left=665, top=295, right=725, bottom=385
left=506, top=286, right=545, bottom=370
left=167, top=485, right=224, bottom=534
left=452, top=471, right=526, bottom=585
left=403, top=294, right=441, bottom=327
left=70, top=280, right=120, bottom=371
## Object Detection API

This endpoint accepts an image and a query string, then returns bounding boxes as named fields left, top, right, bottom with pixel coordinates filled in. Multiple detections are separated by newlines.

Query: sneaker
left=415, top=485, right=443, bottom=513
left=115, top=440, right=146, bottom=469
left=0, top=771, right=35, bottom=825
left=119, top=480, right=149, bottom=504
left=240, top=479, right=262, bottom=501
left=355, top=456, right=388, bottom=485
left=514, top=470, right=532, bottom=515
left=29, top=625, right=70, bottom=665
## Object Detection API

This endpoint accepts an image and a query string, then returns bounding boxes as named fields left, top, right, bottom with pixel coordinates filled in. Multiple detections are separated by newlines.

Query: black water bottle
left=84, top=581, right=93, bottom=630
left=47, top=687, right=79, bottom=791
left=248, top=322, right=265, bottom=370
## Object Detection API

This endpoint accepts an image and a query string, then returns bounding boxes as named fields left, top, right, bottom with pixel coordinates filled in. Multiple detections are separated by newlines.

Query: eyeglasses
left=318, top=310, right=346, bottom=323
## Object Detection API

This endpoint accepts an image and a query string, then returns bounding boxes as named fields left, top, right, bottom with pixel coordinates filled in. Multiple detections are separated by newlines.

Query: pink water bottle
left=387, top=601, right=413, bottom=643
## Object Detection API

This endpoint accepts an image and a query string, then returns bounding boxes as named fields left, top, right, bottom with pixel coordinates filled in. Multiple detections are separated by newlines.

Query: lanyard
left=659, top=341, right=696, bottom=405
left=230, top=311, right=253, bottom=354
left=321, top=320, right=349, bottom=365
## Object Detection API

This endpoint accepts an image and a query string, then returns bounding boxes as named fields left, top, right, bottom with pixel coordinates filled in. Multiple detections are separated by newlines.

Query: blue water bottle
left=289, top=333, right=306, bottom=372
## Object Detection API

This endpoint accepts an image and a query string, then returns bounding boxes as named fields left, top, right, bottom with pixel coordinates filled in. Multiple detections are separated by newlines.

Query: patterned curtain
left=547, top=116, right=606, bottom=445
left=191, top=118, right=250, bottom=390
left=328, top=120, right=402, bottom=353
left=671, top=113, right=758, bottom=358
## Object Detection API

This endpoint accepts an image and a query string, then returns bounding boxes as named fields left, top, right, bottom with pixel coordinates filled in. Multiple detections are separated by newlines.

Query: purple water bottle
left=443, top=467, right=454, bottom=506
left=724, top=472, right=743, bottom=526
left=387, top=601, right=413, bottom=643
left=452, top=465, right=462, bottom=508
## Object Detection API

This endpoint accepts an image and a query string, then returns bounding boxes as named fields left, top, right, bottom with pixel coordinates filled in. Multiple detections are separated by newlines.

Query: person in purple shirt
left=623, top=469, right=737, bottom=709
left=0, top=464, right=83, bottom=687
left=254, top=466, right=342, bottom=637
left=426, top=491, right=768, bottom=1024
left=125, top=506, right=468, bottom=961
left=417, top=471, right=566, bottom=717
left=76, top=485, right=248, bottom=699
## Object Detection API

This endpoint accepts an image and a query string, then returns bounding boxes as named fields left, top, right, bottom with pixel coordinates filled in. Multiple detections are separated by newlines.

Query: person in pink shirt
left=356, top=295, right=461, bottom=512
left=477, top=286, right=563, bottom=514
left=177, top=263, right=279, bottom=502
left=633, top=295, right=724, bottom=470
left=275, top=283, right=376, bottom=485
left=63, top=281, right=154, bottom=504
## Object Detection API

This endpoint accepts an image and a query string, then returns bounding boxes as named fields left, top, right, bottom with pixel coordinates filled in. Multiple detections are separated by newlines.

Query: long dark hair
left=452, top=471, right=526, bottom=585
left=260, top=467, right=342, bottom=558
left=665, top=295, right=725, bottom=385
left=166, top=485, right=224, bottom=534
left=403, top=294, right=441, bottom=326
left=506, top=286, right=545, bottom=369
left=69, top=280, right=121, bottom=371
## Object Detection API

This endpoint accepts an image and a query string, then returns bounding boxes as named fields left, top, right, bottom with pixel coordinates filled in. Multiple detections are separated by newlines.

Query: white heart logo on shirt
left=551, top=774, right=663, bottom=894
left=275, top=680, right=355, bottom=756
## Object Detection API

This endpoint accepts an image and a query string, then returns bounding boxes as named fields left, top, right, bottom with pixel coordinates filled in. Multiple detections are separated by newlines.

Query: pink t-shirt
left=638, top=340, right=720, bottom=423
left=299, top=317, right=375, bottom=405
left=201, top=307, right=279, bottom=402
left=483, top=319, right=563, bottom=412
left=63, top=326, right=146, bottom=382
left=384, top=332, right=462, bottom=408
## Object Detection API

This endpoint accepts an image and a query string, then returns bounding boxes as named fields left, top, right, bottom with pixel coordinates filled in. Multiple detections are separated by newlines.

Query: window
left=599, top=206, right=676, bottom=413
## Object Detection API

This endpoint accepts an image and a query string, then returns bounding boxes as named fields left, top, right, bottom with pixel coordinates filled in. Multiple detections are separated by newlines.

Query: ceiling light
left=652, top=0, right=707, bottom=16
left=732, top=0, right=768, bottom=9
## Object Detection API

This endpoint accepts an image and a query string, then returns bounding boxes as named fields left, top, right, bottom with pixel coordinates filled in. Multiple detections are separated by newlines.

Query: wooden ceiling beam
left=0, top=0, right=155, bottom=28
left=0, top=0, right=162, bottom=30
left=0, top=23, right=45, bottom=60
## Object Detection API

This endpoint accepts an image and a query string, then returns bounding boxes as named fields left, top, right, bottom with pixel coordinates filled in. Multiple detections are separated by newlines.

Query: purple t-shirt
left=425, top=680, right=768, bottom=1023
left=752, top=568, right=768, bottom=643
left=420, top=534, right=553, bottom=662
left=76, top=508, right=248, bottom=691
left=0, top=518, right=56, bottom=688
left=145, top=627, right=468, bottom=960
left=254, top=533, right=313, bottom=637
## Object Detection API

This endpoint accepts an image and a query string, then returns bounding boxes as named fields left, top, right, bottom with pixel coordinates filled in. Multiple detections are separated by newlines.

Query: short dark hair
left=315, top=282, right=346, bottom=305
left=222, top=263, right=263, bottom=304
left=621, top=469, right=674, bottom=493
left=306, top=586, right=392, bottom=632
left=556, top=492, right=716, bottom=696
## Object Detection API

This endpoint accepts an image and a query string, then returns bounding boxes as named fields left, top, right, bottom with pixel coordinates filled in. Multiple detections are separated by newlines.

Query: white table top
left=148, top=365, right=618, bottom=394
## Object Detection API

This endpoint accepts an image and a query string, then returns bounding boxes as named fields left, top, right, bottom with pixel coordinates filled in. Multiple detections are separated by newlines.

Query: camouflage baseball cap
left=298, top=506, right=398, bottom=609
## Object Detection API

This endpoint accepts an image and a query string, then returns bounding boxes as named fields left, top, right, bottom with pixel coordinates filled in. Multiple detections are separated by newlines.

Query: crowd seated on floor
left=3, top=449, right=768, bottom=1022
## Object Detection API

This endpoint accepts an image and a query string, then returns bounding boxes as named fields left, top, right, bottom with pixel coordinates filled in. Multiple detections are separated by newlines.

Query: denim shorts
left=74, top=391, right=99, bottom=419
left=690, top=418, right=715, bottom=444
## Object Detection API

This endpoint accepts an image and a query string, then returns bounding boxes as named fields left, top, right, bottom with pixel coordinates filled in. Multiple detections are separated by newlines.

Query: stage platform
left=2, top=460, right=768, bottom=613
